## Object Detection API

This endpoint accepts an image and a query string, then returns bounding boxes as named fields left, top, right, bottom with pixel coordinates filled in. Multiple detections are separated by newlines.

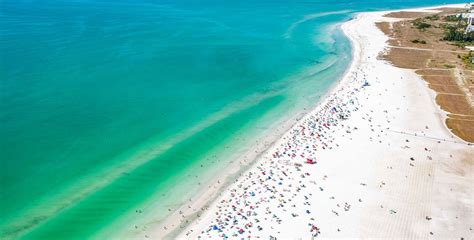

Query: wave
left=284, top=10, right=352, bottom=39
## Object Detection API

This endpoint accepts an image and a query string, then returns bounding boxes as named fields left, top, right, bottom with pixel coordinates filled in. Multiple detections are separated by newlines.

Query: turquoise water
left=0, top=0, right=463, bottom=239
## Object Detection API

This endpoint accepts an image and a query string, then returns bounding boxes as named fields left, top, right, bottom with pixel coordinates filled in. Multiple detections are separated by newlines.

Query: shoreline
left=169, top=12, right=367, bottom=238
left=174, top=3, right=473, bottom=239
left=143, top=22, right=354, bottom=240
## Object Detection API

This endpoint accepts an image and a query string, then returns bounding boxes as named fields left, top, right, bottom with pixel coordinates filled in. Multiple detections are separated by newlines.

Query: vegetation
left=460, top=51, right=474, bottom=69
left=443, top=64, right=456, bottom=68
left=438, top=13, right=474, bottom=43
left=443, top=25, right=474, bottom=42
left=412, top=18, right=431, bottom=30
left=425, top=15, right=440, bottom=21
left=444, top=14, right=463, bottom=22
left=411, top=39, right=427, bottom=44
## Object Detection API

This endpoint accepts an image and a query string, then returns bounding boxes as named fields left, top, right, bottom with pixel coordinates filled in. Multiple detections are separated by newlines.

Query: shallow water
left=0, top=0, right=463, bottom=238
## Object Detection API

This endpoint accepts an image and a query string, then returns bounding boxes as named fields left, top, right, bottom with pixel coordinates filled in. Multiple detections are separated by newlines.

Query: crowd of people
left=179, top=65, right=369, bottom=239
left=173, top=11, right=473, bottom=240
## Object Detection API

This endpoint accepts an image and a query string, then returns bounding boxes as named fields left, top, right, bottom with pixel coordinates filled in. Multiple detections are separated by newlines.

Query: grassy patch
left=460, top=51, right=474, bottom=69
left=412, top=18, right=431, bottom=30
left=443, top=64, right=456, bottom=68
left=425, top=15, right=440, bottom=21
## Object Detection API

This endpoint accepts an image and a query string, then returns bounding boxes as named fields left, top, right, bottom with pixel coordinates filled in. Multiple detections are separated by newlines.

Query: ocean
left=0, top=0, right=463, bottom=239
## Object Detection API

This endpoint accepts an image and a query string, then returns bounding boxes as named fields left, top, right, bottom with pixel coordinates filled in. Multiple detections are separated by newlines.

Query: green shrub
left=444, top=15, right=462, bottom=22
left=461, top=51, right=474, bottom=68
left=425, top=15, right=440, bottom=21
left=443, top=64, right=455, bottom=68
left=413, top=18, right=431, bottom=30
left=443, top=25, right=474, bottom=42
left=411, top=39, right=427, bottom=44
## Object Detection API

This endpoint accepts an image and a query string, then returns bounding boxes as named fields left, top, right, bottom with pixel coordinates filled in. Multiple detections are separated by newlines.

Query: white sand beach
left=165, top=4, right=474, bottom=239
